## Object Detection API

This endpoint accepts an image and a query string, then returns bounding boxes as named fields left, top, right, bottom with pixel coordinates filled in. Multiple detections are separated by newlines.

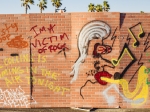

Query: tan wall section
left=0, top=14, right=31, bottom=108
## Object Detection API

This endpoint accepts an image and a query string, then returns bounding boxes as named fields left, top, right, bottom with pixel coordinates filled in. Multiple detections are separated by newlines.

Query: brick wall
left=119, top=13, right=150, bottom=108
left=0, top=12, right=150, bottom=108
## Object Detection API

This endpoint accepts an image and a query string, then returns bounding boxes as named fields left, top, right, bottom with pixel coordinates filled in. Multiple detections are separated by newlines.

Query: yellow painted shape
left=128, top=28, right=137, bottom=48
left=0, top=66, right=3, bottom=69
left=61, top=87, right=70, bottom=95
left=111, top=48, right=134, bottom=66
left=138, top=25, right=144, bottom=38
left=132, top=82, right=148, bottom=106
left=128, top=24, right=144, bottom=48
left=120, top=66, right=148, bottom=98
left=101, top=66, right=148, bottom=105
left=101, top=77, right=120, bottom=84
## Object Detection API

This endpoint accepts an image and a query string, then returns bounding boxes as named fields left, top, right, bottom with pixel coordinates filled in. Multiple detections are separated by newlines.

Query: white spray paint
left=70, top=21, right=111, bottom=83
left=102, top=84, right=118, bottom=105
left=0, top=86, right=37, bottom=108
left=102, top=84, right=144, bottom=105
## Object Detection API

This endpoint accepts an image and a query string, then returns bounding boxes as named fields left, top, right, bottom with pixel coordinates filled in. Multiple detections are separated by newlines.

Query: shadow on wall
left=120, top=13, right=126, bottom=28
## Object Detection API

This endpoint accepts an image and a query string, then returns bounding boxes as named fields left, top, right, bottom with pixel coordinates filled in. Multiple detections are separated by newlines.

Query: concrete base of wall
left=0, top=108, right=150, bottom=112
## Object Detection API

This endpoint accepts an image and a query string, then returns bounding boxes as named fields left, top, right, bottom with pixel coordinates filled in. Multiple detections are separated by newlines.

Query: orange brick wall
left=119, top=13, right=150, bottom=108
left=0, top=12, right=150, bottom=108
left=0, top=14, right=31, bottom=108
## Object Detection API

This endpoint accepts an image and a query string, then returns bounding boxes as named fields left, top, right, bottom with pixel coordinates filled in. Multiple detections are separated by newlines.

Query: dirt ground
left=0, top=108, right=87, bottom=112
left=0, top=108, right=150, bottom=112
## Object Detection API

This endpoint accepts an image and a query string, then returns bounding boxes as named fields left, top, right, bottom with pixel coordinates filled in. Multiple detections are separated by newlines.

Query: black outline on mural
left=80, top=80, right=97, bottom=99
left=74, top=20, right=112, bottom=64
left=144, top=33, right=150, bottom=52
left=70, top=20, right=111, bottom=83
left=111, top=27, right=118, bottom=47
left=129, top=53, right=144, bottom=84
left=128, top=22, right=145, bottom=47
left=112, top=43, right=137, bottom=79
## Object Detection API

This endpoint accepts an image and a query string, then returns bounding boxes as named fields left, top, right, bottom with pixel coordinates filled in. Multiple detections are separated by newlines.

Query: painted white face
left=70, top=21, right=111, bottom=83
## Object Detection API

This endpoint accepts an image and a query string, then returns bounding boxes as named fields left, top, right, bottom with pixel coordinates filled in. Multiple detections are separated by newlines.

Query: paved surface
left=0, top=108, right=87, bottom=112
left=0, top=108, right=150, bottom=112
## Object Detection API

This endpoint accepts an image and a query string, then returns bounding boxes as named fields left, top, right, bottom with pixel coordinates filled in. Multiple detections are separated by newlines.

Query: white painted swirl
left=70, top=21, right=111, bottom=83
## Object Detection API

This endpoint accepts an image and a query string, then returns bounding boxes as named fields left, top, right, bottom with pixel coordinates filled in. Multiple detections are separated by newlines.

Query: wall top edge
left=0, top=12, right=150, bottom=16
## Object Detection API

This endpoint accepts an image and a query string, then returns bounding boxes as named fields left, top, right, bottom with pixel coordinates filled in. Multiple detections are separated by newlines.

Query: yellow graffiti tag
left=101, top=66, right=148, bottom=106
left=111, top=48, right=134, bottom=66
left=25, top=76, right=70, bottom=95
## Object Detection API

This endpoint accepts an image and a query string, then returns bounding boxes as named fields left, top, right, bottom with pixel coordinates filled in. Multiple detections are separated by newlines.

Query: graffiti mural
left=111, top=43, right=137, bottom=79
left=101, top=22, right=149, bottom=106
left=0, top=86, right=37, bottom=108
left=30, top=24, right=69, bottom=54
left=30, top=24, right=55, bottom=38
left=101, top=66, right=148, bottom=106
left=144, top=33, right=150, bottom=52
left=70, top=21, right=111, bottom=84
left=1, top=13, right=150, bottom=108
left=102, top=84, right=144, bottom=105
left=0, top=54, right=70, bottom=95
left=128, top=22, right=145, bottom=47
left=0, top=23, right=18, bottom=43
left=7, top=35, right=28, bottom=48
left=0, top=23, right=29, bottom=49
left=71, top=20, right=150, bottom=107
left=78, top=21, right=113, bottom=99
